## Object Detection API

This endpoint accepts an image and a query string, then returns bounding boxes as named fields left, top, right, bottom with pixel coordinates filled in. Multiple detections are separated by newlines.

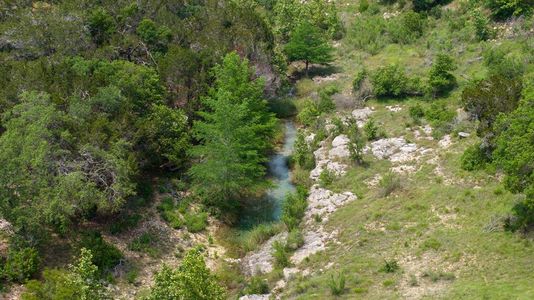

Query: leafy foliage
left=371, top=64, right=410, bottom=97
left=285, top=21, right=334, bottom=76
left=3, top=247, right=41, bottom=283
left=485, top=0, right=532, bottom=20
left=22, top=248, right=108, bottom=300
left=147, top=248, right=225, bottom=300
left=189, top=52, right=276, bottom=215
left=428, top=54, right=456, bottom=96
left=281, top=187, right=308, bottom=230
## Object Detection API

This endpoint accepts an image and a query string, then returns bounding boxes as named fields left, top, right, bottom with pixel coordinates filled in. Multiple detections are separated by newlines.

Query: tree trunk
left=305, top=60, right=309, bottom=77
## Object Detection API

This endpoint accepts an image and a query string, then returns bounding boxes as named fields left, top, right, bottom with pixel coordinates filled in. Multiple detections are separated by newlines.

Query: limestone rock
left=458, top=132, right=470, bottom=138
left=242, top=232, right=287, bottom=276
left=239, top=294, right=271, bottom=300
left=438, top=134, right=452, bottom=148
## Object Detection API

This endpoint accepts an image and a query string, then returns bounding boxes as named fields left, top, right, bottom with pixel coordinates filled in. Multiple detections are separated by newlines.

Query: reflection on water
left=239, top=121, right=297, bottom=228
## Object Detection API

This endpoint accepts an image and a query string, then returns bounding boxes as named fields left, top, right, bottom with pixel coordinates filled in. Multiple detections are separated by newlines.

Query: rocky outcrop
left=366, top=137, right=432, bottom=163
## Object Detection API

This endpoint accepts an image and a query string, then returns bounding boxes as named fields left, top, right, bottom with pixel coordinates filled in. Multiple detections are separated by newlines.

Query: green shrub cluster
left=281, top=187, right=308, bottom=230
left=80, top=231, right=123, bottom=275
left=2, top=247, right=41, bottom=283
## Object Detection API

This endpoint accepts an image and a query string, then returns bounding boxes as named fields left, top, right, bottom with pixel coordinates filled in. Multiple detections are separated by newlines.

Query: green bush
left=352, top=69, right=367, bottom=91
left=379, top=172, right=401, bottom=197
left=483, top=45, right=526, bottom=79
left=272, top=241, right=290, bottom=268
left=87, top=7, right=115, bottom=45
left=380, top=259, right=400, bottom=273
left=364, top=118, right=380, bottom=141
left=389, top=11, right=426, bottom=44
left=3, top=247, right=40, bottom=283
left=413, top=0, right=450, bottom=12
left=243, top=276, right=270, bottom=295
left=461, top=143, right=488, bottom=171
left=370, top=64, right=410, bottom=98
left=319, top=169, right=336, bottom=187
left=128, top=232, right=158, bottom=253
left=328, top=272, right=346, bottom=296
left=359, top=0, right=370, bottom=12
left=349, top=15, right=389, bottom=54
left=184, top=212, right=208, bottom=233
left=109, top=213, right=142, bottom=234
left=485, top=0, right=532, bottom=20
left=293, top=131, right=315, bottom=170
left=318, top=91, right=336, bottom=113
left=471, top=10, right=495, bottom=41
left=281, top=187, right=308, bottom=230
left=297, top=100, right=320, bottom=126
left=80, top=231, right=123, bottom=274
left=286, top=229, right=305, bottom=251
left=409, top=104, right=425, bottom=123
left=428, top=54, right=456, bottom=96
left=425, top=102, right=455, bottom=135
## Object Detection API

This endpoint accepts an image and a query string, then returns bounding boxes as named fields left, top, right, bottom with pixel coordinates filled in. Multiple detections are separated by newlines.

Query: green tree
left=137, top=18, right=172, bottom=52
left=88, top=7, right=116, bottom=45
left=285, top=21, right=334, bottom=77
left=428, top=54, right=456, bottom=96
left=137, top=104, right=190, bottom=169
left=485, top=0, right=532, bottom=20
left=147, top=248, right=225, bottom=300
left=370, top=64, right=409, bottom=97
left=493, top=89, right=534, bottom=231
left=189, top=52, right=276, bottom=213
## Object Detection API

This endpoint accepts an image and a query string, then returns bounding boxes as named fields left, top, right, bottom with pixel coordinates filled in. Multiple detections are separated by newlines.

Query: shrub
left=297, top=100, right=320, bottom=126
left=379, top=172, right=401, bottom=197
left=281, top=188, right=308, bottom=230
left=349, top=15, right=389, bottom=54
left=347, top=119, right=366, bottom=164
left=184, top=212, right=208, bottom=233
left=370, top=64, right=409, bottom=98
left=389, top=11, right=426, bottom=44
left=109, top=213, right=142, bottom=234
left=425, top=102, right=455, bottom=136
left=428, top=54, right=456, bottom=96
left=364, top=118, right=380, bottom=141
left=243, top=276, right=269, bottom=295
left=87, top=7, right=115, bottom=45
left=328, top=272, right=346, bottom=296
left=272, top=241, right=290, bottom=268
left=3, top=247, right=40, bottom=283
left=240, top=223, right=281, bottom=252
left=352, top=69, right=367, bottom=91
left=380, top=259, right=400, bottom=273
left=128, top=232, right=159, bottom=256
left=413, top=0, right=450, bottom=12
left=483, top=45, right=526, bottom=79
left=409, top=104, right=425, bottom=123
left=461, top=143, right=488, bottom=171
left=286, top=229, right=305, bottom=251
left=319, top=169, right=336, bottom=187
left=80, top=231, right=123, bottom=274
left=471, top=10, right=494, bottom=41
left=318, top=91, right=336, bottom=113
left=485, top=0, right=532, bottom=20
left=293, top=132, right=315, bottom=170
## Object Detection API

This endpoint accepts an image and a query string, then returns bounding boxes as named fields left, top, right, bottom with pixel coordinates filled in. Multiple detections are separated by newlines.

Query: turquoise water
left=239, top=121, right=297, bottom=228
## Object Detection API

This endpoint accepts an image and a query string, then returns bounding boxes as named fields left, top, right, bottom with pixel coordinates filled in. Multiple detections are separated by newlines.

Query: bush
left=485, top=0, right=532, bottom=20
left=286, top=229, right=305, bottom=251
left=281, top=188, right=308, bottom=230
left=272, top=241, right=290, bottom=268
left=293, top=132, right=315, bottom=170
left=240, top=223, right=281, bottom=252
left=461, top=143, right=488, bottom=171
left=380, top=259, right=400, bottom=273
left=3, top=247, right=40, bottom=283
left=425, top=102, right=455, bottom=136
left=483, top=45, right=526, bottom=79
left=109, top=213, right=142, bottom=234
left=128, top=232, right=159, bottom=256
left=352, top=69, right=367, bottom=91
left=471, top=10, right=494, bottom=41
left=428, top=54, right=456, bottom=96
left=364, top=118, right=380, bottom=141
left=371, top=64, right=410, bottom=98
left=80, top=231, right=123, bottom=274
left=409, top=104, right=425, bottom=123
left=349, top=15, right=389, bottom=54
left=318, top=91, right=336, bottom=113
left=184, top=212, right=208, bottom=233
left=379, top=172, right=401, bottom=197
left=505, top=198, right=534, bottom=232
left=389, top=11, right=426, bottom=44
left=328, top=272, right=346, bottom=296
left=319, top=169, right=336, bottom=187
left=297, top=100, right=320, bottom=126
left=413, top=0, right=450, bottom=12
left=243, top=276, right=269, bottom=295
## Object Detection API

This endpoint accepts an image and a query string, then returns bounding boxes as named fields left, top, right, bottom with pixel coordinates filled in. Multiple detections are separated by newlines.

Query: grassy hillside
left=280, top=0, right=534, bottom=298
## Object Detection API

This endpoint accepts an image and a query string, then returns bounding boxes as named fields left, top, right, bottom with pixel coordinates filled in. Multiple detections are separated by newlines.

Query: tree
left=370, top=64, right=409, bottom=97
left=189, top=52, right=276, bottom=213
left=493, top=88, right=534, bottom=231
left=485, top=0, right=532, bottom=20
left=88, top=7, right=116, bottom=45
left=285, top=21, right=333, bottom=77
left=147, top=248, right=225, bottom=300
left=137, top=104, right=190, bottom=169
left=462, top=75, right=522, bottom=154
left=428, top=54, right=456, bottom=96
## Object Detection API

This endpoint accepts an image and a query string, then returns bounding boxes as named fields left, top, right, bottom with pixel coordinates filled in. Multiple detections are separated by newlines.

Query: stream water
left=239, top=120, right=297, bottom=228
